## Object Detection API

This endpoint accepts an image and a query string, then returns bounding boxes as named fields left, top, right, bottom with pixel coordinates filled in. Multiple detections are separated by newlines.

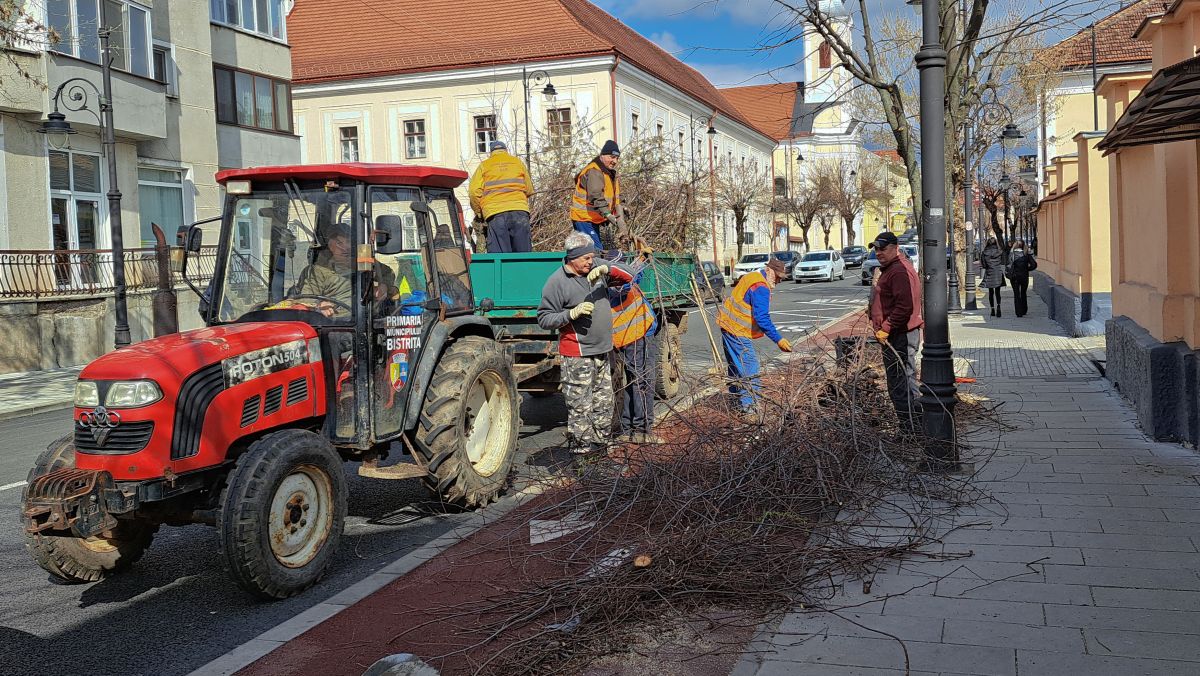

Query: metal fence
left=0, top=246, right=218, bottom=300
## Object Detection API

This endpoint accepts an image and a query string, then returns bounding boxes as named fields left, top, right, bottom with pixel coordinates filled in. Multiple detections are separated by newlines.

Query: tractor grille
left=240, top=395, right=261, bottom=428
left=170, top=364, right=225, bottom=460
left=74, top=421, right=154, bottom=455
left=286, top=377, right=308, bottom=406
left=263, top=385, right=284, bottom=416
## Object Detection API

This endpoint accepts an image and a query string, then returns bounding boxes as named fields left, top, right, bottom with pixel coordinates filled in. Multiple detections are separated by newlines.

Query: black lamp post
left=906, top=0, right=956, bottom=469
left=39, top=28, right=130, bottom=349
left=521, top=66, right=557, bottom=166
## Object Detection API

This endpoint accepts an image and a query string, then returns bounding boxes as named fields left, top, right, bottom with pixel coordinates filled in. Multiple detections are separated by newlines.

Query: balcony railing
left=0, top=246, right=218, bottom=300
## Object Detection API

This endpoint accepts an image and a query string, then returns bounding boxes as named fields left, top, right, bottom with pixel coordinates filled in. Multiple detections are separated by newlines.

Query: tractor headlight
left=105, top=380, right=163, bottom=408
left=74, top=381, right=100, bottom=407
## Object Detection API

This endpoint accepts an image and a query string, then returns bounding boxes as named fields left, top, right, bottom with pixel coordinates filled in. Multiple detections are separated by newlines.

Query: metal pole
left=100, top=29, right=130, bottom=348
left=522, top=65, right=531, bottom=166
left=916, top=0, right=957, bottom=468
left=1091, top=23, right=1099, bottom=131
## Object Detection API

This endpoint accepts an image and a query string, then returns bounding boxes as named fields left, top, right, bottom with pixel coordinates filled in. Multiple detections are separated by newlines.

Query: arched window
left=819, top=41, right=832, bottom=69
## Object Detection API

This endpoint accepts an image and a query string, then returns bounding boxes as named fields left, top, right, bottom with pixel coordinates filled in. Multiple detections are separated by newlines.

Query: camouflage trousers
left=560, top=354, right=614, bottom=446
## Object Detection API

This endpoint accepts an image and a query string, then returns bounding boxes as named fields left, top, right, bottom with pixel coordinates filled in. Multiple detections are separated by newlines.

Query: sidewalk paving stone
left=732, top=288, right=1200, bottom=675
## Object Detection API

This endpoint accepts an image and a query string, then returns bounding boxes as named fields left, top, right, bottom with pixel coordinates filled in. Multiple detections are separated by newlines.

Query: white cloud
left=649, top=30, right=684, bottom=55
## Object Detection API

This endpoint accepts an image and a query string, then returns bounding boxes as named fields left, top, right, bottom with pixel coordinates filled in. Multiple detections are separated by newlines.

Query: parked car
left=695, top=260, right=725, bottom=302
left=795, top=250, right=846, bottom=283
left=732, top=253, right=771, bottom=283
left=771, top=250, right=799, bottom=280
left=861, top=245, right=920, bottom=286
left=841, top=245, right=868, bottom=268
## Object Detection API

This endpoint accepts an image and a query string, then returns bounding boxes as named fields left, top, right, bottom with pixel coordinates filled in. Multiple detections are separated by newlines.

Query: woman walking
left=1008, top=239, right=1037, bottom=317
left=980, top=236, right=1006, bottom=317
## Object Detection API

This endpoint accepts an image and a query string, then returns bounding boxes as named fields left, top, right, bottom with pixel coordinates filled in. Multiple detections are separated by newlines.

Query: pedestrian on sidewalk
left=871, top=232, right=924, bottom=432
left=980, top=236, right=1006, bottom=317
left=570, top=140, right=627, bottom=251
left=537, top=231, right=634, bottom=455
left=716, top=257, right=793, bottom=415
left=610, top=276, right=660, bottom=444
left=469, top=140, right=534, bottom=253
left=1007, top=239, right=1037, bottom=318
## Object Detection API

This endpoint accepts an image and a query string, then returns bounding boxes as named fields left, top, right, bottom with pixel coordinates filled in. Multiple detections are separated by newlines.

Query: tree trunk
left=843, top=214, right=856, bottom=247
left=734, top=209, right=746, bottom=260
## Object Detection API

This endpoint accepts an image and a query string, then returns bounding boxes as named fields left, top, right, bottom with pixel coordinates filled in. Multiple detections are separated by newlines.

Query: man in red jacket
left=870, top=232, right=924, bottom=431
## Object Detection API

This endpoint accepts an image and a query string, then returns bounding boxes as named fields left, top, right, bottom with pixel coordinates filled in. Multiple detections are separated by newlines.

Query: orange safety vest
left=612, top=286, right=655, bottom=349
left=717, top=271, right=768, bottom=339
left=569, top=160, right=619, bottom=224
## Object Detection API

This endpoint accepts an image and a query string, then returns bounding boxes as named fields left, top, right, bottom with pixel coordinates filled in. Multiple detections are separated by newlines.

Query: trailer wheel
left=413, top=336, right=518, bottom=508
left=23, top=435, right=157, bottom=583
left=218, top=429, right=346, bottom=600
left=655, top=323, right=683, bottom=399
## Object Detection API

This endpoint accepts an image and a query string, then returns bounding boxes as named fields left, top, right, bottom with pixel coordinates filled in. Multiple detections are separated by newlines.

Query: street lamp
left=906, top=0, right=957, bottom=469
left=39, top=28, right=131, bottom=349
left=521, top=66, right=557, bottom=166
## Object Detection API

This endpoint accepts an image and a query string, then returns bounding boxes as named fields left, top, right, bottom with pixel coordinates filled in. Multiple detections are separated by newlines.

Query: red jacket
left=873, top=252, right=923, bottom=334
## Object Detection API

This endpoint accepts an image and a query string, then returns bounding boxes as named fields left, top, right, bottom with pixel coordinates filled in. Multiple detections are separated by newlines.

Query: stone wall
left=0, top=289, right=206, bottom=375
left=1033, top=271, right=1110, bottom=338
left=1106, top=315, right=1200, bottom=447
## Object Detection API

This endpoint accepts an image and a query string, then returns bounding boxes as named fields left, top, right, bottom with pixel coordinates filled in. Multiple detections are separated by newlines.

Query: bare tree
left=776, top=169, right=831, bottom=252
left=807, top=158, right=886, bottom=247
left=710, top=160, right=772, bottom=260
left=1, top=0, right=54, bottom=87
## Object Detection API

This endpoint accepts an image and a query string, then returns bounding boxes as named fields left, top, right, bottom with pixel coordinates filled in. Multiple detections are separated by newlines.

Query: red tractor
left=21, top=164, right=521, bottom=599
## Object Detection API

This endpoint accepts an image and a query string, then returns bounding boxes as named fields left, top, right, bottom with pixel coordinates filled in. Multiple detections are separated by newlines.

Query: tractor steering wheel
left=287, top=294, right=353, bottom=315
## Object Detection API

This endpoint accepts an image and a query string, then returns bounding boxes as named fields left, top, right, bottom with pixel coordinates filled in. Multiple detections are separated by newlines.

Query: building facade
left=285, top=0, right=775, bottom=266
left=0, top=0, right=299, bottom=259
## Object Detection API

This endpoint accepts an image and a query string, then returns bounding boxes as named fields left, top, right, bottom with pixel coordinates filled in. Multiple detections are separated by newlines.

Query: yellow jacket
left=468, top=150, right=534, bottom=220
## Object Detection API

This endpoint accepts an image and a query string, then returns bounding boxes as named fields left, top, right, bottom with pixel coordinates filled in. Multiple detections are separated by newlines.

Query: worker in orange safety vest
left=569, top=139, right=626, bottom=251
left=716, top=257, right=792, bottom=413
left=610, top=278, right=660, bottom=443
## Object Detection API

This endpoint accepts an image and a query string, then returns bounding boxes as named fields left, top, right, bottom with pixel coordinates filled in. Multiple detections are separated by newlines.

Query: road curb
left=0, top=401, right=73, bottom=423
left=189, top=483, right=547, bottom=676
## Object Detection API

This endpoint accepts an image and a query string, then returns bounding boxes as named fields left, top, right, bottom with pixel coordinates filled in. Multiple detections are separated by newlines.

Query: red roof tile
left=1047, top=0, right=1157, bottom=70
left=287, top=0, right=768, bottom=140
left=719, top=83, right=804, bottom=141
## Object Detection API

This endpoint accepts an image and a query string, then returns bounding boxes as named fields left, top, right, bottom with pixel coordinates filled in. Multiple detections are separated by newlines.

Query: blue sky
left=593, top=0, right=1127, bottom=88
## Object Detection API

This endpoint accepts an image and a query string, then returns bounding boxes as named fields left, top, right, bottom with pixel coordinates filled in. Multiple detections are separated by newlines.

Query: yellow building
left=862, top=150, right=912, bottom=236
left=286, top=0, right=775, bottom=265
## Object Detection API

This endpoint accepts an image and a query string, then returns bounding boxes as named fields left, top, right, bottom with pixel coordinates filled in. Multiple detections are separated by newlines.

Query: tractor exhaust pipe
left=151, top=222, right=178, bottom=336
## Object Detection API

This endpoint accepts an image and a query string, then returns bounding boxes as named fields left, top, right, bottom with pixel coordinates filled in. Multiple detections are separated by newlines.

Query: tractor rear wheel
left=655, top=323, right=682, bottom=399
left=23, top=435, right=157, bottom=583
left=218, top=429, right=347, bottom=599
left=412, top=336, right=519, bottom=508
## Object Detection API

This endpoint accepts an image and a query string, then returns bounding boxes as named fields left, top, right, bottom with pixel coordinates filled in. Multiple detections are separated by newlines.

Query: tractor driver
left=290, top=221, right=396, bottom=318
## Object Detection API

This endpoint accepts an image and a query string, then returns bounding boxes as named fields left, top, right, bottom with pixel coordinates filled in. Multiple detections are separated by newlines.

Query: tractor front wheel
left=219, top=429, right=347, bottom=599
left=23, top=435, right=157, bottom=583
left=412, top=336, right=519, bottom=508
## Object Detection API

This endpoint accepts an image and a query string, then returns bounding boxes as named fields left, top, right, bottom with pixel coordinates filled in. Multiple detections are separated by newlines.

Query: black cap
left=601, top=139, right=620, bottom=157
left=873, top=231, right=898, bottom=248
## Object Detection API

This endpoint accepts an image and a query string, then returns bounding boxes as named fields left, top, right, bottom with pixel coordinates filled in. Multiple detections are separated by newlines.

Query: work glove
left=569, top=302, right=595, bottom=320
left=587, top=265, right=610, bottom=283
left=875, top=329, right=890, bottom=344
left=778, top=338, right=793, bottom=353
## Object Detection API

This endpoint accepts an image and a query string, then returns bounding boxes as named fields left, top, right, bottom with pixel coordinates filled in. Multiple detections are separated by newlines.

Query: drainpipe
left=609, top=55, right=620, bottom=144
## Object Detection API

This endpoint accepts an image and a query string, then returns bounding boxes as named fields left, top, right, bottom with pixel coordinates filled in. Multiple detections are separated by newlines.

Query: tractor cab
left=191, top=164, right=474, bottom=447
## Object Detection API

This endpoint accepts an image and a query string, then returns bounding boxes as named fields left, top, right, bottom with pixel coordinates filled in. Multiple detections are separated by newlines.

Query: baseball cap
left=873, top=231, right=899, bottom=248
left=489, top=140, right=507, bottom=152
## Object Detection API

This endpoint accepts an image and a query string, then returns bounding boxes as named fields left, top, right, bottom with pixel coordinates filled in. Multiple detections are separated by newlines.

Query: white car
left=732, top=253, right=771, bottom=283
left=795, top=249, right=846, bottom=282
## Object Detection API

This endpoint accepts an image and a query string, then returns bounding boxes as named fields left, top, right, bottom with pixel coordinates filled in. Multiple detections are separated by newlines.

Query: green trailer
left=470, top=251, right=702, bottom=398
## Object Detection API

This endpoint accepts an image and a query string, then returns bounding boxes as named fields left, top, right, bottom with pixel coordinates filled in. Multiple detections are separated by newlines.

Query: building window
left=631, top=112, right=639, bottom=137
left=744, top=231, right=756, bottom=245
left=49, top=0, right=151, bottom=77
left=473, top=114, right=497, bottom=153
left=547, top=108, right=572, bottom=147
left=656, top=122, right=664, bottom=138
left=819, top=41, right=832, bottom=69
left=137, top=167, right=185, bottom=247
left=339, top=126, right=360, bottom=162
left=213, top=65, right=292, bottom=133
left=209, top=0, right=286, bottom=40
left=774, top=177, right=787, bottom=196
left=677, top=131, right=685, bottom=153
left=404, top=119, right=427, bottom=159
left=48, top=150, right=104, bottom=285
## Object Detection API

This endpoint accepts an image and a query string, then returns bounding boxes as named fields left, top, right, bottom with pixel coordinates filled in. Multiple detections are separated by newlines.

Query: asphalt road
left=0, top=275, right=866, bottom=676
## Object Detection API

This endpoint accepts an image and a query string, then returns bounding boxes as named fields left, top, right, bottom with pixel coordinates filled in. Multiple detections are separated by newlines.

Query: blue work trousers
left=572, top=220, right=608, bottom=250
left=616, top=336, right=658, bottom=435
left=721, top=331, right=761, bottom=411
left=487, top=210, right=532, bottom=253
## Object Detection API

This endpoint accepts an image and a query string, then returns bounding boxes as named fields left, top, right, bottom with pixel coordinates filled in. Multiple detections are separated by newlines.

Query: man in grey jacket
left=537, top=231, right=634, bottom=455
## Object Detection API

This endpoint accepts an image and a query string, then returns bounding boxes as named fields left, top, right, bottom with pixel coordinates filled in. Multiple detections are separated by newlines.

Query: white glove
left=569, top=302, right=595, bottom=320
left=587, top=265, right=610, bottom=283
